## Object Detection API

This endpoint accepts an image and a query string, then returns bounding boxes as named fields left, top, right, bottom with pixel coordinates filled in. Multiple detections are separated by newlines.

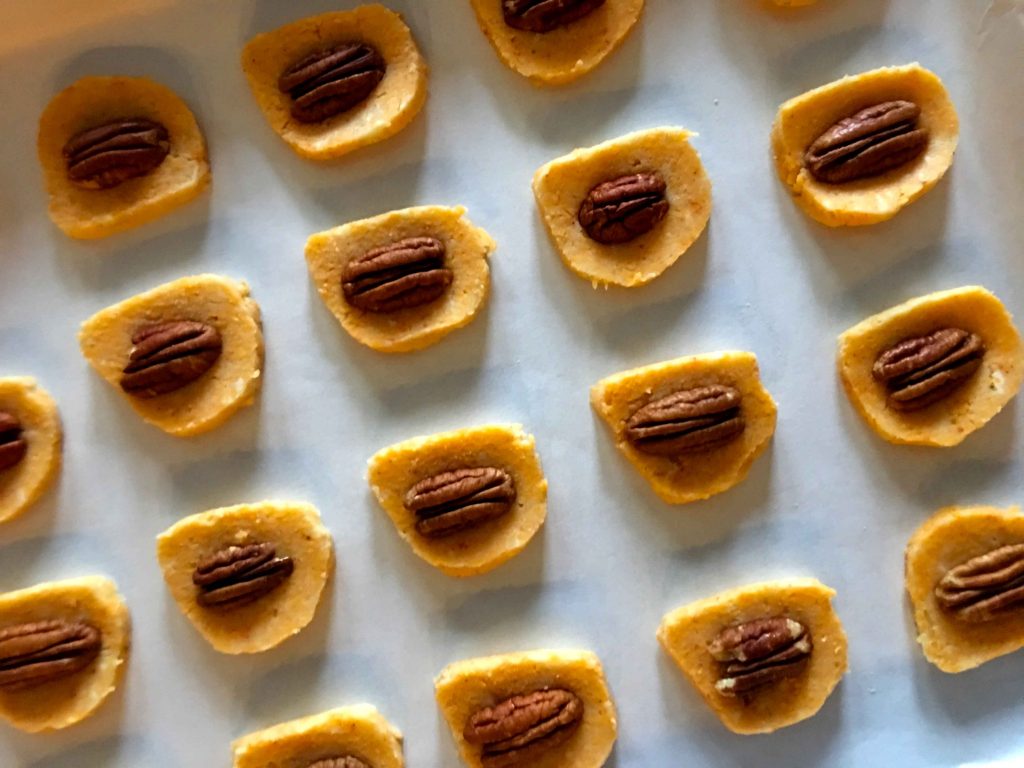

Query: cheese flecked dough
left=436, top=649, right=617, bottom=768
left=658, top=578, right=847, bottom=735
left=306, top=206, right=495, bottom=353
left=469, top=0, right=644, bottom=86
left=368, top=424, right=546, bottom=577
left=838, top=286, right=1023, bottom=447
left=233, top=705, right=404, bottom=768
left=772, top=63, right=958, bottom=227
left=37, top=76, right=209, bottom=239
left=0, top=378, right=61, bottom=524
left=906, top=505, right=1024, bottom=673
left=534, top=127, right=711, bottom=288
left=0, top=576, right=130, bottom=733
left=242, top=5, right=427, bottom=160
left=156, top=501, right=333, bottom=654
left=79, top=274, right=264, bottom=437
left=591, top=351, right=776, bottom=504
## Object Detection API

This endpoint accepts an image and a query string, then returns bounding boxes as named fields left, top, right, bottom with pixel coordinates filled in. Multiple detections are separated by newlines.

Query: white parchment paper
left=1, top=0, right=1023, bottom=765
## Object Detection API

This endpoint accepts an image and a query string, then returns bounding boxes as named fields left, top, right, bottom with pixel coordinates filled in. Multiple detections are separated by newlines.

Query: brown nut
left=192, top=542, right=294, bottom=609
left=624, top=385, right=745, bottom=456
left=279, top=43, right=386, bottom=124
left=405, top=467, right=516, bottom=538
left=342, top=236, right=453, bottom=313
left=119, top=320, right=223, bottom=398
left=502, top=0, right=606, bottom=33
left=0, top=410, right=27, bottom=472
left=0, top=620, right=102, bottom=690
left=63, top=117, right=171, bottom=190
left=805, top=100, right=929, bottom=184
left=464, top=688, right=584, bottom=768
left=872, top=327, right=985, bottom=411
left=935, top=543, right=1024, bottom=623
left=708, top=616, right=812, bottom=697
left=577, top=171, right=669, bottom=245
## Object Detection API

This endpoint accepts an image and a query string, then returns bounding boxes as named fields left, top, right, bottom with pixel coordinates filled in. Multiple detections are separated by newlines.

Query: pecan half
left=307, top=758, right=371, bottom=768
left=193, top=542, right=294, bottom=609
left=342, top=236, right=453, bottom=313
left=577, top=171, right=669, bottom=245
left=625, top=385, right=745, bottom=456
left=464, top=688, right=584, bottom=768
left=405, top=467, right=516, bottom=538
left=0, top=620, right=102, bottom=690
left=63, top=117, right=170, bottom=190
left=119, top=320, right=223, bottom=398
left=503, top=0, right=606, bottom=33
left=805, top=100, right=929, bottom=184
left=0, top=411, right=27, bottom=472
left=279, top=43, right=386, bottom=123
left=708, top=616, right=812, bottom=697
left=935, top=544, right=1024, bottom=622
left=872, top=327, right=985, bottom=411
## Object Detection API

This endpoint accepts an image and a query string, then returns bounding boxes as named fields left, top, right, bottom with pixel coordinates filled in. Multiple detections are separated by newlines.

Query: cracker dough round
left=469, top=0, right=644, bottom=86
left=155, top=501, right=333, bottom=655
left=306, top=205, right=495, bottom=353
left=233, top=705, right=404, bottom=768
left=79, top=274, right=264, bottom=438
left=435, top=649, right=617, bottom=768
left=367, top=424, right=546, bottom=578
left=242, top=4, right=427, bottom=161
left=533, top=127, right=712, bottom=288
left=0, top=576, right=130, bottom=733
left=658, top=578, right=847, bottom=735
left=37, top=76, right=209, bottom=240
left=837, top=286, right=1023, bottom=447
left=906, top=505, right=1024, bottom=674
left=0, top=378, right=61, bottom=524
left=590, top=351, right=776, bottom=504
left=771, top=63, right=958, bottom=227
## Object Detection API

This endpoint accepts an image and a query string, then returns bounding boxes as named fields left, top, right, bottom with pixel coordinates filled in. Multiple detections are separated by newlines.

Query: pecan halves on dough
left=342, top=236, right=453, bottom=313
left=279, top=43, right=386, bottom=123
left=63, top=117, right=170, bottom=190
left=405, top=467, right=516, bottom=538
left=872, top=327, right=985, bottom=411
left=0, top=620, right=102, bottom=690
left=709, top=616, right=812, bottom=696
left=0, top=410, right=27, bottom=472
left=805, top=100, right=929, bottom=184
left=464, top=688, right=584, bottom=768
left=192, top=542, right=294, bottom=609
left=625, top=385, right=745, bottom=456
left=120, top=320, right=223, bottom=398
left=577, top=171, right=669, bottom=245
left=502, top=0, right=606, bottom=33
left=935, top=543, right=1024, bottom=622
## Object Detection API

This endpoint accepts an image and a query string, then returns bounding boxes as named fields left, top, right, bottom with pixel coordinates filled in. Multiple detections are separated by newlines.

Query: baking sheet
left=1, top=0, right=1024, bottom=765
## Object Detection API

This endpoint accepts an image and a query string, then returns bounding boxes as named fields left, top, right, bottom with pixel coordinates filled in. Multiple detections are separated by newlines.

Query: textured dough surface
left=367, top=424, right=546, bottom=577
left=533, top=127, right=711, bottom=288
left=242, top=4, right=427, bottom=160
left=658, top=578, right=847, bottom=735
left=0, top=378, right=61, bottom=524
left=838, top=286, right=1023, bottom=447
left=0, top=576, right=129, bottom=733
left=37, top=76, right=209, bottom=239
left=591, top=352, right=776, bottom=504
left=156, top=501, right=333, bottom=654
left=233, top=704, right=404, bottom=768
left=435, top=649, right=617, bottom=768
left=79, top=274, right=264, bottom=437
left=906, top=505, right=1024, bottom=673
left=771, top=63, right=958, bottom=227
left=469, top=0, right=644, bottom=86
left=306, top=206, right=495, bottom=353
